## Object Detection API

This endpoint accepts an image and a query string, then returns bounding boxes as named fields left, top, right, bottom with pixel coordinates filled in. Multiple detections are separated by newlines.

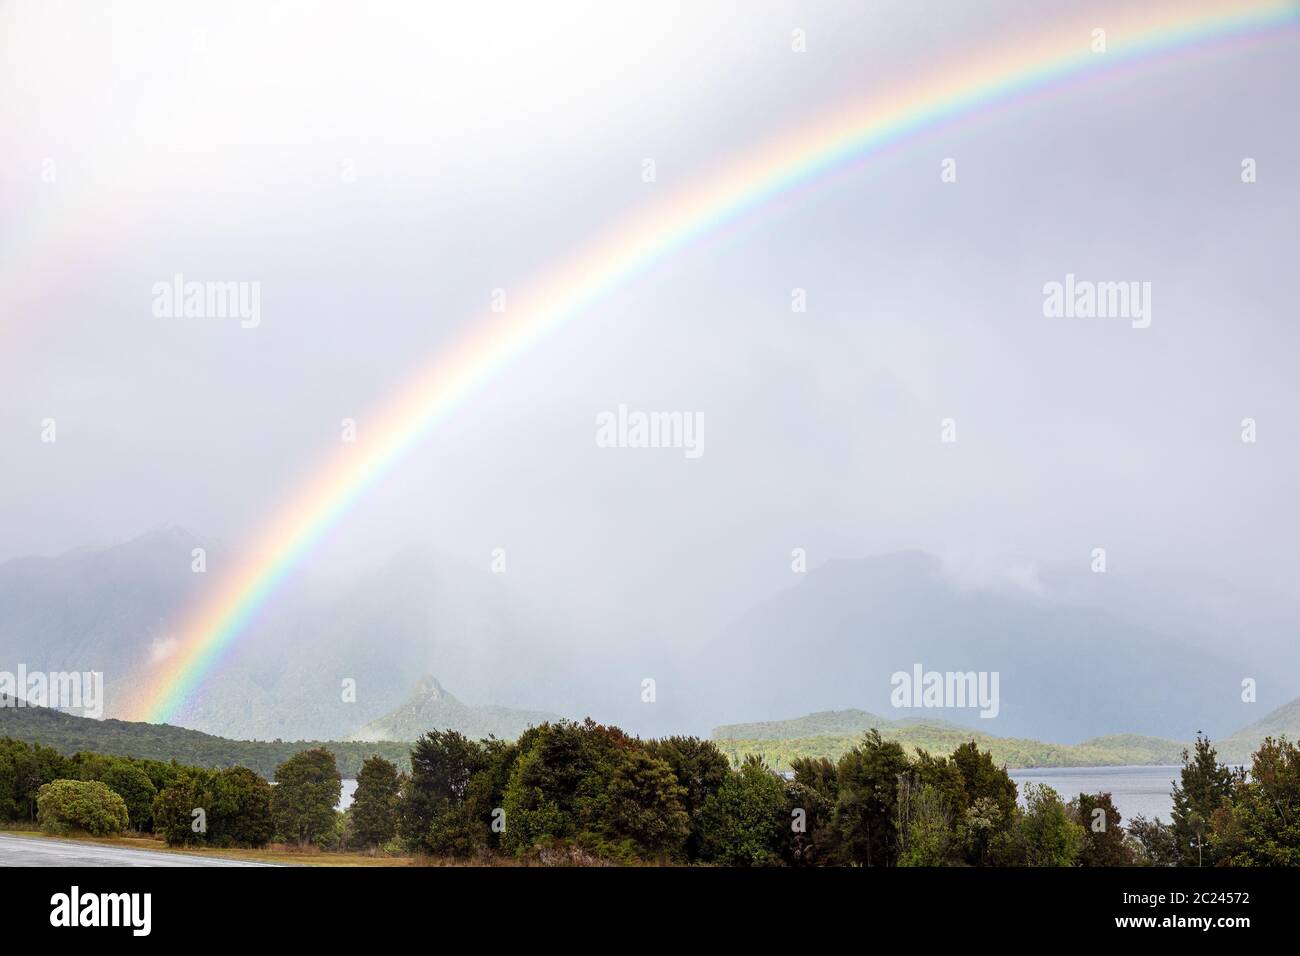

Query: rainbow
left=130, top=0, right=1300, bottom=723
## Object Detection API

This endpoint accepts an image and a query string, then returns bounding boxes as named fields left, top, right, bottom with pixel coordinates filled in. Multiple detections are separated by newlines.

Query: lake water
left=338, top=766, right=1181, bottom=820
left=1009, top=765, right=1180, bottom=822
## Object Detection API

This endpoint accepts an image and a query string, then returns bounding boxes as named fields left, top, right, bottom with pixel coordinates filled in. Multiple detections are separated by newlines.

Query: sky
left=2, top=0, right=1299, bottom=659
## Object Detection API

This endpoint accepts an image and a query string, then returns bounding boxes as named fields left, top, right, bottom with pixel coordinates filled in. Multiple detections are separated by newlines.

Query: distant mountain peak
left=347, top=676, right=559, bottom=743
left=136, top=523, right=203, bottom=547
left=412, top=674, right=448, bottom=700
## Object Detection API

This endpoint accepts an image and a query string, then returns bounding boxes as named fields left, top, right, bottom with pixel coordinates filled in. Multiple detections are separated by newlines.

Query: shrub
left=36, top=779, right=129, bottom=836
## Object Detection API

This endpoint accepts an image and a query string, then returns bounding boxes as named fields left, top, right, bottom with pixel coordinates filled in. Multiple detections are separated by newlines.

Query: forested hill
left=711, top=698, right=1300, bottom=771
left=1217, top=696, right=1300, bottom=763
left=0, top=698, right=410, bottom=778
left=711, top=708, right=1189, bottom=770
left=712, top=708, right=971, bottom=741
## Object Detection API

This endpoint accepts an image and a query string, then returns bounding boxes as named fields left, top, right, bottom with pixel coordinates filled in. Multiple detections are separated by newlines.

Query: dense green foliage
left=151, top=764, right=275, bottom=847
left=1069, top=792, right=1134, bottom=866
left=0, top=705, right=410, bottom=777
left=350, top=755, right=402, bottom=849
left=5, top=719, right=1298, bottom=866
left=697, top=755, right=787, bottom=865
left=1170, top=734, right=1237, bottom=867
left=1012, top=783, right=1085, bottom=866
left=272, top=748, right=342, bottom=847
left=499, top=720, right=691, bottom=862
left=36, top=779, right=130, bottom=836
left=1211, top=737, right=1300, bottom=866
left=1, top=737, right=72, bottom=821
left=399, top=729, right=495, bottom=856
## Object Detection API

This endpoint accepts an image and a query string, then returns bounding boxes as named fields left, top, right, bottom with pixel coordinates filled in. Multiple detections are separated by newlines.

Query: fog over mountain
left=2, top=2, right=1298, bottom=746
left=1, top=531, right=1294, bottom=743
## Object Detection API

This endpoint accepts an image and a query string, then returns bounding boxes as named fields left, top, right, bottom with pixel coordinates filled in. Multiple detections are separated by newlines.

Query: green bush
left=99, top=763, right=158, bottom=833
left=698, top=756, right=788, bottom=866
left=36, top=779, right=130, bottom=836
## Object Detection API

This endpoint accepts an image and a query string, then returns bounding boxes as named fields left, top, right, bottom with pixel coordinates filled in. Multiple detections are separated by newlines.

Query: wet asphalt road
left=0, top=832, right=278, bottom=866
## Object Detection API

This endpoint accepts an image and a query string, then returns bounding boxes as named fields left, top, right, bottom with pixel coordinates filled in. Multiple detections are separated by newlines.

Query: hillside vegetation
left=1218, top=696, right=1300, bottom=763
left=712, top=722, right=1187, bottom=770
left=0, top=698, right=409, bottom=778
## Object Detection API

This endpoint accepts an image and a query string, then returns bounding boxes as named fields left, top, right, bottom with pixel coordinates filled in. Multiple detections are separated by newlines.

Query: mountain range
left=1, top=530, right=1295, bottom=744
left=2, top=692, right=1295, bottom=779
left=685, top=551, right=1290, bottom=742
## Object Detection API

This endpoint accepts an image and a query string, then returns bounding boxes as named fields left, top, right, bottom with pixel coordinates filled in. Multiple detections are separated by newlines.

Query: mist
left=2, top=0, right=1298, bottom=741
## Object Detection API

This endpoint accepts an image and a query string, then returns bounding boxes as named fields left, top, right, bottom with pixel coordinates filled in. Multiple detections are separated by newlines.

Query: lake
left=339, top=765, right=1182, bottom=821
left=1009, top=765, right=1180, bottom=821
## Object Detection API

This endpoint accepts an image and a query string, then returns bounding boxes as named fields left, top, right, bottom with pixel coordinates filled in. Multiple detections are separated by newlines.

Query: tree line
left=0, top=699, right=409, bottom=778
left=2, top=722, right=1296, bottom=864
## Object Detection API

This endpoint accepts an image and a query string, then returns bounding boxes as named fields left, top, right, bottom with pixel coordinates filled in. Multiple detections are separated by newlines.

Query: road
left=0, top=832, right=278, bottom=866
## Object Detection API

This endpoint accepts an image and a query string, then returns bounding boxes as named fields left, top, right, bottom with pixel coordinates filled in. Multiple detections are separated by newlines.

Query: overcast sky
left=3, top=0, right=1298, bottom=645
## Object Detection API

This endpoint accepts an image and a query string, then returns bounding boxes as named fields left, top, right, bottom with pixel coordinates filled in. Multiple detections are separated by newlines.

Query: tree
left=1127, top=814, right=1179, bottom=867
left=0, top=739, right=68, bottom=821
left=645, top=736, right=731, bottom=861
left=950, top=741, right=1018, bottom=820
left=0, top=747, right=18, bottom=821
left=833, top=730, right=911, bottom=866
left=698, top=756, right=788, bottom=866
left=1069, top=792, right=1134, bottom=866
left=351, top=755, right=401, bottom=850
left=787, top=757, right=840, bottom=865
left=588, top=748, right=689, bottom=860
left=1212, top=737, right=1300, bottom=866
left=1170, top=734, right=1236, bottom=867
left=400, top=730, right=488, bottom=856
left=1014, top=783, right=1084, bottom=866
left=212, top=766, right=273, bottom=847
left=896, top=775, right=955, bottom=866
left=960, top=795, right=1014, bottom=866
left=36, top=779, right=129, bottom=836
left=152, top=768, right=221, bottom=847
left=99, top=762, right=157, bottom=833
left=272, top=748, right=342, bottom=847
left=500, top=720, right=633, bottom=856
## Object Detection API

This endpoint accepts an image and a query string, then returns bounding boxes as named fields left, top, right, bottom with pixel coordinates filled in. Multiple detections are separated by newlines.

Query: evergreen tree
left=272, top=748, right=342, bottom=846
left=1069, top=792, right=1134, bottom=866
left=351, top=755, right=401, bottom=849
left=833, top=730, right=911, bottom=866
left=1170, top=734, right=1236, bottom=867
left=645, top=736, right=730, bottom=861
left=214, top=765, right=274, bottom=847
